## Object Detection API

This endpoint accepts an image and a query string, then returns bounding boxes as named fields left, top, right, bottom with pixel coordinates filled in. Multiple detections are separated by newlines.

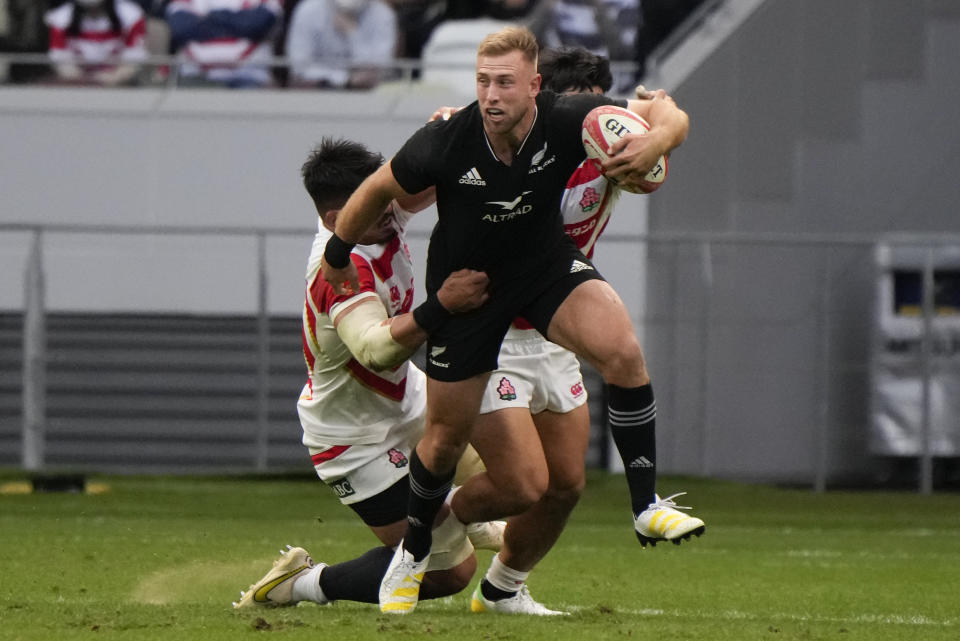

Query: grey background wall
left=643, top=0, right=960, bottom=483
left=2, top=0, right=959, bottom=482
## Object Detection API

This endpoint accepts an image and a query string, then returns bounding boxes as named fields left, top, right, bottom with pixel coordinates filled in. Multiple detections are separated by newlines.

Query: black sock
left=318, top=546, right=395, bottom=603
left=480, top=578, right=517, bottom=601
left=608, top=383, right=657, bottom=515
left=404, top=449, right=454, bottom=561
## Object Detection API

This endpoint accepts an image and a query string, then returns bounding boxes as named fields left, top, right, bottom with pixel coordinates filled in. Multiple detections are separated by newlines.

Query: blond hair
left=477, top=25, right=539, bottom=65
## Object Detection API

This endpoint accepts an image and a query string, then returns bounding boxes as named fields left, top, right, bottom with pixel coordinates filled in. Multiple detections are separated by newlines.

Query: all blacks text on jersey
left=527, top=142, right=557, bottom=174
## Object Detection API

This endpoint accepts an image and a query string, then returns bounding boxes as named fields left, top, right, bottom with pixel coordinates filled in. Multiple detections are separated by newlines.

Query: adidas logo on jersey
left=459, top=167, right=487, bottom=186
left=570, top=259, right=594, bottom=273
left=629, top=456, right=654, bottom=469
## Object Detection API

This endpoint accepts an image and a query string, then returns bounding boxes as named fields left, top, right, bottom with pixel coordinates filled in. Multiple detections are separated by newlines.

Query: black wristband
left=323, top=233, right=356, bottom=269
left=412, top=296, right=452, bottom=335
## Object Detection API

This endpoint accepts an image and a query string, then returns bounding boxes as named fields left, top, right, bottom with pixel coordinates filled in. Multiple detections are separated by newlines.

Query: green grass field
left=1, top=472, right=958, bottom=641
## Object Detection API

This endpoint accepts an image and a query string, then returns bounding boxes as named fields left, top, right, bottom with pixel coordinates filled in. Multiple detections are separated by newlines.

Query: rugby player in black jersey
left=321, top=25, right=690, bottom=615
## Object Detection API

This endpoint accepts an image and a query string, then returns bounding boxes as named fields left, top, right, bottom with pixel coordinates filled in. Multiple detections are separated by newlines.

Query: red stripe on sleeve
left=310, top=254, right=377, bottom=316
left=48, top=27, right=69, bottom=51
left=126, top=17, right=147, bottom=46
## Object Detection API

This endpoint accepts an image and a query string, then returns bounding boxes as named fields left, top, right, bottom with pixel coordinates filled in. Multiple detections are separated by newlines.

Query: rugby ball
left=582, top=105, right=668, bottom=194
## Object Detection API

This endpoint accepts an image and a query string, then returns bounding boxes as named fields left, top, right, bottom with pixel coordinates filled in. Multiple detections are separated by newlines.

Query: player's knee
left=545, top=472, right=585, bottom=512
left=595, top=339, right=649, bottom=387
left=513, top=476, right=549, bottom=512
left=421, top=426, right=471, bottom=471
left=422, top=555, right=476, bottom=599
left=489, top=468, right=548, bottom=515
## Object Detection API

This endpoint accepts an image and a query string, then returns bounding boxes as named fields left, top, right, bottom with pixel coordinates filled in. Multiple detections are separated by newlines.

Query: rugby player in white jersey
left=233, top=138, right=497, bottom=609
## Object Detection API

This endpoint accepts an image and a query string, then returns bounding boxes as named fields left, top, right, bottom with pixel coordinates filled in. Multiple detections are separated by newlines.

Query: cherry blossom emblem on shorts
left=387, top=448, right=408, bottom=468
left=497, top=377, right=517, bottom=401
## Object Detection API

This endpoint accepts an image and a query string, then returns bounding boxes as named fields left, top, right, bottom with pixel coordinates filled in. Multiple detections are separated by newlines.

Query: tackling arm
left=334, top=269, right=490, bottom=371
left=334, top=297, right=417, bottom=371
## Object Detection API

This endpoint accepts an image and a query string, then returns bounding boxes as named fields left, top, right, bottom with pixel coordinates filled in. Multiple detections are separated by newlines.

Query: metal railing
left=9, top=222, right=310, bottom=474
left=5, top=222, right=959, bottom=491
left=0, top=51, right=640, bottom=91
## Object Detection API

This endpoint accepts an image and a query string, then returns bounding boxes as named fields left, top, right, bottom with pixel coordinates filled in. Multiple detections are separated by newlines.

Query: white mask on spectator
left=334, top=0, right=371, bottom=13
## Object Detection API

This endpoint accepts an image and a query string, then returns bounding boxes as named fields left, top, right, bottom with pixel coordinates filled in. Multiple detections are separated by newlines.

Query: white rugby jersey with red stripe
left=297, top=207, right=426, bottom=448
left=45, top=1, right=148, bottom=67
left=166, top=0, right=281, bottom=68
left=560, top=158, right=620, bottom=259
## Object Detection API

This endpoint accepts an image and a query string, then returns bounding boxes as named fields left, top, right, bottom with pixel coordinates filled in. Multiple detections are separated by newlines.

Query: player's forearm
left=336, top=300, right=418, bottom=371
left=53, top=62, right=84, bottom=81
left=627, top=97, right=689, bottom=154
left=334, top=162, right=407, bottom=243
left=94, top=64, right=138, bottom=86
left=386, top=313, right=428, bottom=353
left=647, top=99, right=689, bottom=154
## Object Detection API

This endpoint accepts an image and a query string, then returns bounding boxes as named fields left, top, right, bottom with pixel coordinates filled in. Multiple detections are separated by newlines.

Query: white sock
left=291, top=565, right=329, bottom=604
left=484, top=553, right=529, bottom=594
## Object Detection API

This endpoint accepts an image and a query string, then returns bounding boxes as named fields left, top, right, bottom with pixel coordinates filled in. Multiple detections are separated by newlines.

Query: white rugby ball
left=582, top=105, right=668, bottom=194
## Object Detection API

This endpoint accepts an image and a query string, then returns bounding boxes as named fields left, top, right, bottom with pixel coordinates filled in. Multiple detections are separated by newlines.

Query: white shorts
left=309, top=419, right=474, bottom=572
left=308, top=411, right=422, bottom=506
left=480, top=329, right=588, bottom=415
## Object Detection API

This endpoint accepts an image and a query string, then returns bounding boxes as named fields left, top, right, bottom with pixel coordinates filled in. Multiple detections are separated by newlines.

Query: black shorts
left=425, top=245, right=604, bottom=382
left=348, top=475, right=408, bottom=527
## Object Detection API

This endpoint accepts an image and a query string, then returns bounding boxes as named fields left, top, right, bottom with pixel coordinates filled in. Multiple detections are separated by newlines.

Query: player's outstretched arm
left=322, top=161, right=412, bottom=295
left=334, top=269, right=489, bottom=371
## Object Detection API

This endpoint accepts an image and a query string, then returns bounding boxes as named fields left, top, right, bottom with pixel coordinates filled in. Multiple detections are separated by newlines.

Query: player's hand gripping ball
left=582, top=105, right=668, bottom=194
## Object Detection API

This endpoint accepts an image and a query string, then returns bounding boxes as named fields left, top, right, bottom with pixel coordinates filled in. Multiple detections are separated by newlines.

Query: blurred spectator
left=131, top=0, right=168, bottom=17
left=445, top=0, right=535, bottom=20
left=2, top=0, right=50, bottom=75
left=285, top=0, right=397, bottom=89
left=528, top=0, right=638, bottom=62
left=384, top=0, right=533, bottom=65
left=635, top=0, right=706, bottom=79
left=166, top=0, right=282, bottom=88
left=384, top=0, right=444, bottom=61
left=44, top=0, right=149, bottom=86
left=1, top=0, right=49, bottom=82
left=128, top=0, right=171, bottom=83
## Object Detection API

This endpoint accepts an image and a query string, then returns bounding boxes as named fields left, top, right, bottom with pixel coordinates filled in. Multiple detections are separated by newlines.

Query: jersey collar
left=482, top=106, right=538, bottom=165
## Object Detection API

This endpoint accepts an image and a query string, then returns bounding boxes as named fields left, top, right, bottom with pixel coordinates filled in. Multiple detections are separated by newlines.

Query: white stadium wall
left=0, top=83, right=650, bottom=318
left=643, top=0, right=960, bottom=484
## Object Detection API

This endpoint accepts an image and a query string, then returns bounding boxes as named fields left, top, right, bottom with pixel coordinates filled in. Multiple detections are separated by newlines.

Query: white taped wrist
left=336, top=300, right=413, bottom=371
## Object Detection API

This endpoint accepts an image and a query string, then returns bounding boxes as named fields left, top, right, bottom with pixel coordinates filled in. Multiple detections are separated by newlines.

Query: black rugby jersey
left=391, top=91, right=624, bottom=294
